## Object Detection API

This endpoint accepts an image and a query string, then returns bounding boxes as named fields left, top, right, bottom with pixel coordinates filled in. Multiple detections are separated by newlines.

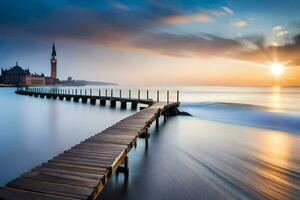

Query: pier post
left=99, top=89, right=101, bottom=97
left=111, top=89, right=113, bottom=97
left=177, top=90, right=179, bottom=103
left=121, top=101, right=127, bottom=109
left=119, top=90, right=122, bottom=98
left=82, top=97, right=87, bottom=103
left=129, top=90, right=131, bottom=99
left=110, top=100, right=116, bottom=108
left=147, top=90, right=149, bottom=99
left=167, top=90, right=169, bottom=105
left=138, top=90, right=140, bottom=100
left=90, top=98, right=96, bottom=104
left=140, top=128, right=149, bottom=138
left=100, top=99, right=106, bottom=106
left=156, top=111, right=160, bottom=129
left=85, top=89, right=87, bottom=96
left=74, top=96, right=79, bottom=102
left=80, top=89, right=82, bottom=95
left=90, top=89, right=92, bottom=96
left=131, top=102, right=137, bottom=110
left=157, top=91, right=159, bottom=102
left=105, top=89, right=108, bottom=97
left=117, top=155, right=129, bottom=174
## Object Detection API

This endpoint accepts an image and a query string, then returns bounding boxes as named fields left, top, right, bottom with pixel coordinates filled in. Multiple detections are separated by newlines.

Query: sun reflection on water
left=270, top=86, right=282, bottom=111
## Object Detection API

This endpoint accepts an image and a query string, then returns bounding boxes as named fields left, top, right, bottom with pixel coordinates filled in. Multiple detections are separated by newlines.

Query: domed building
left=0, top=43, right=59, bottom=86
left=0, top=62, right=45, bottom=86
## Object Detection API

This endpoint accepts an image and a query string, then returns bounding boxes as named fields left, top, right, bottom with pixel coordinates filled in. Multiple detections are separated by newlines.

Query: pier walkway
left=0, top=88, right=179, bottom=200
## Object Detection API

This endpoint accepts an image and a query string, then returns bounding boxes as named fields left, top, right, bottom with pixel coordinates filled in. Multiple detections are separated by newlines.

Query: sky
left=0, top=0, right=300, bottom=86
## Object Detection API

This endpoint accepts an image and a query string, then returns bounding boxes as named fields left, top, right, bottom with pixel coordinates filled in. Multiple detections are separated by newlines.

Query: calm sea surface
left=0, top=86, right=300, bottom=199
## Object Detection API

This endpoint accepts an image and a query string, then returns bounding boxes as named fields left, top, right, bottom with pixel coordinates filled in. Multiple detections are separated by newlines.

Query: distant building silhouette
left=0, top=43, right=60, bottom=86
left=0, top=62, right=45, bottom=85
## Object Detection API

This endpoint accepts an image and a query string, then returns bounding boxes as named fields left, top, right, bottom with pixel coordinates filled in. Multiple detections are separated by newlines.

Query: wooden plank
left=0, top=187, right=72, bottom=200
left=7, top=178, right=92, bottom=199
left=43, top=163, right=107, bottom=175
left=33, top=166, right=103, bottom=180
left=48, top=159, right=112, bottom=169
left=54, top=155, right=115, bottom=165
left=22, top=171, right=100, bottom=188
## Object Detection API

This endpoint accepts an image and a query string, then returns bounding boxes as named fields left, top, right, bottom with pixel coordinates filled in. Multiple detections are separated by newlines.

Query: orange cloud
left=162, top=13, right=212, bottom=24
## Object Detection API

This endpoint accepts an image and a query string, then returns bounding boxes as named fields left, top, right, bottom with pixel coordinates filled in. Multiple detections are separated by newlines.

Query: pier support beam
left=100, top=99, right=106, bottom=106
left=120, top=101, right=127, bottom=109
left=131, top=102, right=137, bottom=110
left=40, top=94, right=45, bottom=98
left=82, top=98, right=87, bottom=103
left=110, top=100, right=116, bottom=108
left=139, top=128, right=150, bottom=138
left=46, top=94, right=51, bottom=99
left=90, top=98, right=96, bottom=105
left=156, top=115, right=159, bottom=129
left=66, top=96, right=71, bottom=101
left=74, top=97, right=79, bottom=102
left=117, top=155, right=129, bottom=175
left=59, top=96, right=64, bottom=100
left=34, top=93, right=38, bottom=97
left=52, top=95, right=57, bottom=99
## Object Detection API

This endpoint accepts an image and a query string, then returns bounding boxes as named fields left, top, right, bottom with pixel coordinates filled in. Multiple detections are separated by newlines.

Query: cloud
left=276, top=30, right=288, bottom=37
left=234, top=34, right=300, bottom=67
left=1, top=0, right=299, bottom=67
left=133, top=33, right=242, bottom=56
left=162, top=13, right=212, bottom=24
left=111, top=2, right=131, bottom=11
left=273, top=25, right=282, bottom=31
left=231, top=20, right=248, bottom=28
left=222, top=7, right=234, bottom=14
left=162, top=15, right=192, bottom=24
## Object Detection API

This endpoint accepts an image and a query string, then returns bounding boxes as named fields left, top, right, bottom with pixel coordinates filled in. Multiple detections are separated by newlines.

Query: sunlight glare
left=270, top=62, right=284, bottom=76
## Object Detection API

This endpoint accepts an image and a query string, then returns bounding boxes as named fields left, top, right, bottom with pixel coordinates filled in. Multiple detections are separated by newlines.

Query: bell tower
left=50, top=42, right=57, bottom=80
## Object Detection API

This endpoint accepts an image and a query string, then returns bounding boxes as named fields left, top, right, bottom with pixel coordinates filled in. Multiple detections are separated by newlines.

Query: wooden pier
left=0, top=88, right=180, bottom=200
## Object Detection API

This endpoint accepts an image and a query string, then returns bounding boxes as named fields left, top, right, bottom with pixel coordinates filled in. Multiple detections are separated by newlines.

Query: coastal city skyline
left=1, top=0, right=300, bottom=86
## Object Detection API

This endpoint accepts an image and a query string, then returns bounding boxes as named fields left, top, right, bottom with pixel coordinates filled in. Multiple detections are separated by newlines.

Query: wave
left=180, top=102, right=300, bottom=135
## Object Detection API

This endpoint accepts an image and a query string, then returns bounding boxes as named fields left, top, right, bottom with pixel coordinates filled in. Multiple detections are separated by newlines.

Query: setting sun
left=270, top=62, right=284, bottom=76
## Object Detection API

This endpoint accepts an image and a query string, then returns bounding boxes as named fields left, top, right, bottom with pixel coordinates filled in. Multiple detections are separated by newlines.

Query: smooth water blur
left=0, top=88, right=135, bottom=186
left=1, top=86, right=300, bottom=200
left=100, top=117, right=300, bottom=200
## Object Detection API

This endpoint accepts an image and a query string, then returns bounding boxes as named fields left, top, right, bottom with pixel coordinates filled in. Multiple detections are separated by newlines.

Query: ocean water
left=0, top=87, right=135, bottom=186
left=0, top=86, right=300, bottom=199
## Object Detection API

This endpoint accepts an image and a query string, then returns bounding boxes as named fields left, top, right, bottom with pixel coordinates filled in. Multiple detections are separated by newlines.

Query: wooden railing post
left=119, top=90, right=122, bottom=98
left=177, top=90, right=179, bottom=103
left=99, top=89, right=101, bottom=97
left=147, top=90, right=149, bottom=99
left=157, top=91, right=159, bottom=102
left=167, top=90, right=169, bottom=105
left=129, top=90, right=131, bottom=99
left=138, top=90, right=140, bottom=100
left=90, top=89, right=92, bottom=96
left=111, top=89, right=113, bottom=97
left=105, top=89, right=108, bottom=97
